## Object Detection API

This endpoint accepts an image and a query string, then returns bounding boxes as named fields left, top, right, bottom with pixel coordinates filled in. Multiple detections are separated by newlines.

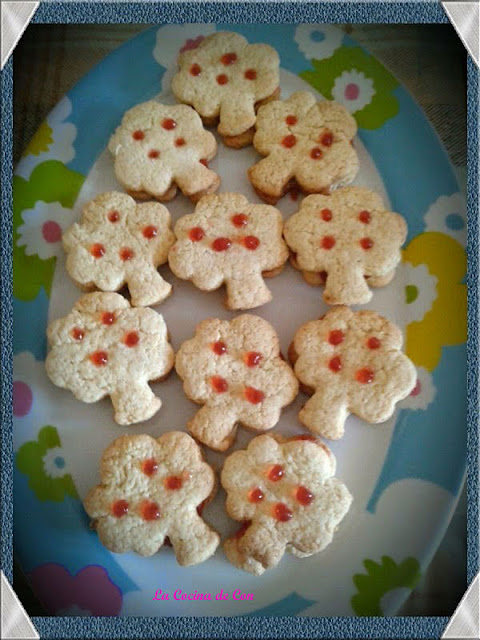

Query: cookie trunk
left=225, top=272, right=272, bottom=310
left=127, top=269, right=172, bottom=307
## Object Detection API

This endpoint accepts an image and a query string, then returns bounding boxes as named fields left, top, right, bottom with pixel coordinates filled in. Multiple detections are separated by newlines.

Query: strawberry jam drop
left=112, top=499, right=129, bottom=517
left=175, top=137, right=186, bottom=147
left=320, top=131, right=334, bottom=147
left=296, top=486, right=314, bottom=506
left=282, top=134, right=297, bottom=148
left=124, top=331, right=139, bottom=348
left=148, top=150, right=160, bottom=159
left=290, top=434, right=317, bottom=442
left=141, top=500, right=161, bottom=521
left=212, top=237, right=232, bottom=252
left=359, top=210, right=371, bottom=224
left=216, top=74, right=228, bottom=85
left=120, top=247, right=135, bottom=261
left=221, top=52, right=237, bottom=65
left=244, top=69, right=257, bottom=80
left=321, top=208, right=333, bottom=221
left=321, top=236, right=335, bottom=250
left=285, top=115, right=297, bottom=126
left=162, top=118, right=176, bottom=130
left=132, top=130, right=144, bottom=141
left=328, top=330, right=344, bottom=346
left=190, top=63, right=201, bottom=76
left=268, top=464, right=284, bottom=482
left=143, top=225, right=158, bottom=239
left=210, top=376, right=228, bottom=393
left=367, top=337, right=381, bottom=350
left=329, top=356, right=342, bottom=373
left=199, top=158, right=208, bottom=167
left=142, top=458, right=158, bottom=476
left=360, top=237, right=374, bottom=250
left=72, top=328, right=85, bottom=341
left=248, top=488, right=264, bottom=503
left=165, top=475, right=183, bottom=490
left=189, top=227, right=205, bottom=242
left=108, top=210, right=120, bottom=223
left=273, top=502, right=292, bottom=522
left=91, top=243, right=105, bottom=259
left=234, top=521, right=252, bottom=539
left=310, top=147, right=323, bottom=160
left=244, top=386, right=264, bottom=404
left=90, top=351, right=108, bottom=366
left=212, top=341, right=227, bottom=356
left=245, top=351, right=262, bottom=367
left=243, top=236, right=260, bottom=250
left=232, top=213, right=248, bottom=227
left=102, top=312, right=115, bottom=327
left=356, top=368, right=374, bottom=384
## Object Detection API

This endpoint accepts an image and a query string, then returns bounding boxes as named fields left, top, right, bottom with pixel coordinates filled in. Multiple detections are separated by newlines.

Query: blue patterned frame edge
left=1, top=1, right=478, bottom=639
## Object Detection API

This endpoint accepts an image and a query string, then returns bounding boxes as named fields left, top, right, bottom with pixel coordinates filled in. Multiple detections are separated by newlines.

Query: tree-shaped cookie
left=290, top=307, right=416, bottom=439
left=168, top=193, right=289, bottom=310
left=248, top=91, right=359, bottom=204
left=222, top=434, right=352, bottom=575
left=175, top=315, right=299, bottom=451
left=63, top=192, right=175, bottom=307
left=284, top=187, right=408, bottom=305
left=45, top=292, right=174, bottom=425
left=84, top=432, right=220, bottom=564
left=171, top=31, right=280, bottom=148
left=108, top=101, right=219, bottom=202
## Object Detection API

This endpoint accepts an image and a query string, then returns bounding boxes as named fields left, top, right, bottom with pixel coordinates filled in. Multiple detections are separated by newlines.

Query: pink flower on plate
left=180, top=35, right=205, bottom=53
left=28, top=564, right=122, bottom=616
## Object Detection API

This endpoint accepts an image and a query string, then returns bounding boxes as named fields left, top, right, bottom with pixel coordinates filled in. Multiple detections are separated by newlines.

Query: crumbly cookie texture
left=63, top=191, right=175, bottom=307
left=248, top=91, right=359, bottom=204
left=108, top=101, right=219, bottom=202
left=45, top=292, right=174, bottom=425
left=291, top=306, right=416, bottom=439
left=222, top=434, right=352, bottom=575
left=84, top=432, right=220, bottom=563
left=175, top=315, right=299, bottom=451
left=168, top=192, right=289, bottom=310
left=283, top=187, right=407, bottom=305
left=171, top=32, right=280, bottom=145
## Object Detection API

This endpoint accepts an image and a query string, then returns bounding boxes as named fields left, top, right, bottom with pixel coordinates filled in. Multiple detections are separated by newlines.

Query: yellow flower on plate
left=403, top=232, right=466, bottom=371
left=23, top=121, right=54, bottom=157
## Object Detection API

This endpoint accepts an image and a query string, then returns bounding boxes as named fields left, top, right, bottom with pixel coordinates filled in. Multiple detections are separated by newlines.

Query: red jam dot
left=142, top=458, right=158, bottom=476
left=296, top=486, right=314, bottom=506
left=112, top=499, right=129, bottom=518
left=189, top=227, right=205, bottom=242
left=211, top=376, right=228, bottom=393
left=120, top=247, right=135, bottom=261
left=108, top=210, right=120, bottom=223
left=268, top=465, right=284, bottom=482
left=273, top=502, right=293, bottom=522
left=216, top=74, right=228, bottom=85
left=310, top=147, right=323, bottom=160
left=221, top=52, right=237, bottom=65
left=141, top=500, right=161, bottom=521
left=190, top=63, right=201, bottom=76
left=360, top=237, right=374, bottom=250
left=329, top=356, right=342, bottom=373
left=320, top=131, right=334, bottom=147
left=244, top=386, right=265, bottom=404
left=285, top=115, right=297, bottom=126
left=162, top=118, right=176, bottom=130
left=165, top=475, right=183, bottom=490
left=234, top=521, right=252, bottom=539
left=321, top=208, right=333, bottom=222
left=175, top=137, right=186, bottom=147
left=101, top=312, right=115, bottom=325
left=329, top=330, right=344, bottom=346
left=212, top=237, right=232, bottom=252
left=148, top=149, right=160, bottom=159
left=356, top=368, right=374, bottom=384
left=91, top=243, right=105, bottom=259
left=319, top=270, right=328, bottom=283
left=72, top=328, right=85, bottom=341
left=244, top=69, right=257, bottom=80
left=42, top=221, right=62, bottom=243
left=132, top=130, right=144, bottom=141
left=248, top=487, right=264, bottom=503
left=359, top=210, right=371, bottom=224
left=321, top=236, right=336, bottom=250
left=232, top=213, right=248, bottom=227
left=367, top=337, right=381, bottom=350
left=282, top=134, right=297, bottom=148
left=290, top=434, right=317, bottom=442
left=212, top=341, right=227, bottom=356
left=245, top=351, right=262, bottom=367
left=90, top=351, right=108, bottom=366
left=124, top=331, right=139, bottom=348
left=143, top=225, right=158, bottom=239
left=243, top=235, right=260, bottom=250
left=199, top=158, right=208, bottom=167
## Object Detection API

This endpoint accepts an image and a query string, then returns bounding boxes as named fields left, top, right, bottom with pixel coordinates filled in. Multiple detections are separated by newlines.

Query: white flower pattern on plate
left=42, top=446, right=70, bottom=479
left=17, top=201, right=77, bottom=260
left=400, top=367, right=436, bottom=411
left=294, top=25, right=344, bottom=61
left=399, top=262, right=438, bottom=325
left=424, top=193, right=466, bottom=247
left=331, top=69, right=376, bottom=113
